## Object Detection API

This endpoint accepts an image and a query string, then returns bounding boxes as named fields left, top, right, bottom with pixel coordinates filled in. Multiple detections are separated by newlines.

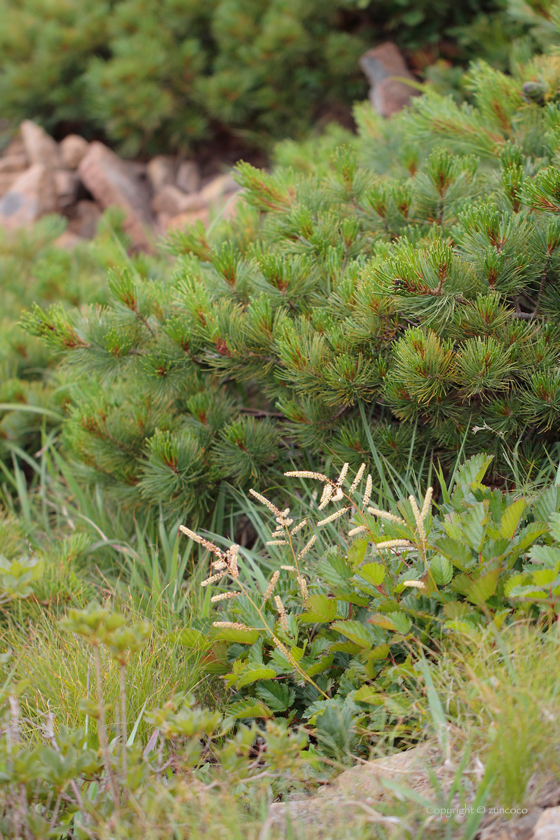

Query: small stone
left=151, top=184, right=206, bottom=217
left=200, top=172, right=238, bottom=203
left=147, top=156, right=176, bottom=191
left=359, top=42, right=420, bottom=118
left=533, top=806, right=560, bottom=840
left=163, top=207, right=210, bottom=231
left=53, top=230, right=86, bottom=250
left=0, top=164, right=57, bottom=228
left=53, top=169, right=80, bottom=207
left=20, top=120, right=60, bottom=167
left=67, top=200, right=102, bottom=239
left=176, top=160, right=201, bottom=194
left=0, top=171, right=22, bottom=197
left=78, top=142, right=153, bottom=250
left=0, top=154, right=29, bottom=173
left=59, top=134, right=89, bottom=169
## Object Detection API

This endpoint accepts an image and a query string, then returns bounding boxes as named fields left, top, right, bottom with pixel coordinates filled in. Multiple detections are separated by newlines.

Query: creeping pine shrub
left=178, top=454, right=560, bottom=753
left=25, top=49, right=560, bottom=519
left=0, top=0, right=503, bottom=156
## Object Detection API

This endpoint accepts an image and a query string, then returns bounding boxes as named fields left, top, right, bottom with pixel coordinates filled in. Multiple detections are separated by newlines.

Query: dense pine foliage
left=24, top=51, right=560, bottom=517
left=0, top=0, right=503, bottom=155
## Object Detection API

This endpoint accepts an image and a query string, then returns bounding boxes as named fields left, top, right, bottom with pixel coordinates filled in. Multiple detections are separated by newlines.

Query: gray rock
left=359, top=42, right=419, bottom=118
left=20, top=120, right=60, bottom=167
left=176, top=160, right=201, bottom=194
left=59, top=134, right=89, bottom=169
left=0, top=164, right=57, bottom=228
left=78, top=141, right=153, bottom=250
left=151, top=184, right=207, bottom=217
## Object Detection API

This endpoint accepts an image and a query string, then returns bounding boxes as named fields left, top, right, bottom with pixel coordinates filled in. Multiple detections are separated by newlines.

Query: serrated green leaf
left=331, top=619, right=375, bottom=648
left=354, top=685, right=384, bottom=705
left=386, top=611, right=412, bottom=634
left=254, top=680, right=295, bottom=712
left=466, top=568, right=500, bottom=607
left=367, top=613, right=395, bottom=630
left=299, top=594, right=338, bottom=623
left=528, top=545, right=560, bottom=567
left=236, top=667, right=277, bottom=688
left=329, top=641, right=363, bottom=654
left=429, top=554, right=453, bottom=585
left=306, top=654, right=334, bottom=677
left=461, top=503, right=489, bottom=552
left=175, top=628, right=207, bottom=647
left=228, top=699, right=273, bottom=719
left=348, top=539, right=368, bottom=566
left=500, top=498, right=526, bottom=540
left=357, top=562, right=385, bottom=586
left=549, top=512, right=560, bottom=542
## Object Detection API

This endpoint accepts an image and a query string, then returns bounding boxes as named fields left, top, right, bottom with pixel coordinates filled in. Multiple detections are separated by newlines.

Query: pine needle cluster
left=25, top=50, right=560, bottom=515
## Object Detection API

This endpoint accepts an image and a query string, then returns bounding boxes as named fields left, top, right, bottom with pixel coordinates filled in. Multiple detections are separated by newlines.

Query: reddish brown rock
left=78, top=142, right=153, bottom=250
left=0, top=154, right=29, bottom=173
left=147, top=156, right=175, bottom=191
left=152, top=184, right=206, bottom=217
left=359, top=42, right=419, bottom=117
left=54, top=230, right=87, bottom=250
left=533, top=807, right=560, bottom=840
left=0, top=164, right=57, bottom=229
left=59, top=134, right=89, bottom=169
left=163, top=207, right=210, bottom=231
left=176, top=160, right=201, bottom=194
left=20, top=120, right=60, bottom=167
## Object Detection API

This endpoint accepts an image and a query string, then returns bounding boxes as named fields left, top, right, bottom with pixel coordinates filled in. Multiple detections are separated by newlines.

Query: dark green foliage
left=0, top=0, right=501, bottom=155
left=26, top=51, right=560, bottom=517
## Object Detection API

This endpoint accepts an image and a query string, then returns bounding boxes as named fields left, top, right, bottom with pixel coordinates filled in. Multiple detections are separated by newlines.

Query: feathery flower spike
left=249, top=489, right=282, bottom=517
left=201, top=571, right=227, bottom=587
left=348, top=525, right=368, bottom=536
left=281, top=565, right=297, bottom=571
left=317, top=507, right=350, bottom=526
left=267, top=539, right=288, bottom=546
left=290, top=519, right=307, bottom=535
left=227, top=544, right=239, bottom=579
left=409, top=495, right=426, bottom=544
left=297, top=534, right=317, bottom=560
left=274, top=596, right=289, bottom=632
left=179, top=525, right=224, bottom=558
left=403, top=580, right=426, bottom=589
left=420, top=487, right=434, bottom=522
left=211, top=592, right=239, bottom=602
left=285, top=470, right=329, bottom=481
left=375, top=539, right=414, bottom=550
left=331, top=487, right=344, bottom=503
left=335, top=463, right=349, bottom=487
left=212, top=621, right=250, bottom=630
left=350, top=463, right=366, bottom=493
left=298, top=575, right=308, bottom=599
left=318, top=483, right=334, bottom=510
left=263, top=570, right=280, bottom=600
left=363, top=474, right=373, bottom=507
left=367, top=507, right=406, bottom=524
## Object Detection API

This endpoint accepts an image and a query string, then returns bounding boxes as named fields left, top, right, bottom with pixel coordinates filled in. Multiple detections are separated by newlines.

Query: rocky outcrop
left=0, top=121, right=240, bottom=247
left=359, top=42, right=420, bottom=117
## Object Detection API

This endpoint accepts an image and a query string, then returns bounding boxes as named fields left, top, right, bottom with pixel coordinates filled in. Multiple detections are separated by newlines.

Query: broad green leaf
left=348, top=539, right=368, bottom=566
left=433, top=537, right=474, bottom=571
left=532, top=568, right=559, bottom=586
left=367, top=643, right=390, bottom=660
left=528, top=545, right=560, bottom=567
left=387, top=611, right=412, bottom=634
left=357, top=562, right=385, bottom=586
left=228, top=699, right=272, bottom=719
left=454, top=453, right=493, bottom=491
left=306, top=654, right=334, bottom=678
left=549, top=512, right=560, bottom=542
left=500, top=498, right=526, bottom=540
left=461, top=503, right=489, bottom=552
left=317, top=551, right=352, bottom=587
left=354, top=685, right=384, bottom=705
left=332, top=588, right=369, bottom=606
left=429, top=554, right=453, bottom=585
left=299, top=594, right=338, bottom=623
left=466, top=568, right=500, bottom=607
left=367, top=613, right=396, bottom=631
left=255, top=680, right=295, bottom=712
left=236, top=667, right=277, bottom=688
left=532, top=485, right=560, bottom=524
left=213, top=627, right=260, bottom=644
left=329, top=641, right=363, bottom=654
left=330, top=619, right=375, bottom=648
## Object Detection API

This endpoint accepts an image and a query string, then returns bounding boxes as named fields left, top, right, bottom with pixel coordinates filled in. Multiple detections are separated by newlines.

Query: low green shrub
left=0, top=0, right=503, bottom=156
left=26, top=49, right=560, bottom=518
left=177, top=454, right=560, bottom=752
